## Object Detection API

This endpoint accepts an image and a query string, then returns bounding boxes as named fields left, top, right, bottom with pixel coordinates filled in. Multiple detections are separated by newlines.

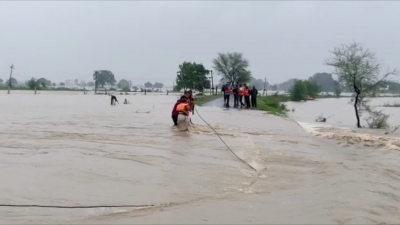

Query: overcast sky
left=1, top=1, right=399, bottom=85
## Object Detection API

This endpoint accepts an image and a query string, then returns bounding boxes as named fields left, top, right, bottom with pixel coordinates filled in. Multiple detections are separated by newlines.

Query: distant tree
left=132, top=86, right=138, bottom=91
left=308, top=73, right=335, bottom=92
left=382, top=80, right=400, bottom=93
left=248, top=78, right=265, bottom=90
left=118, top=79, right=130, bottom=89
left=80, top=80, right=86, bottom=87
left=144, top=82, right=153, bottom=89
left=153, top=82, right=164, bottom=89
left=270, top=84, right=278, bottom=91
left=86, top=81, right=95, bottom=87
left=37, top=78, right=51, bottom=88
left=6, top=78, right=18, bottom=87
left=0, top=79, right=3, bottom=85
left=326, top=42, right=398, bottom=128
left=277, top=79, right=296, bottom=91
left=122, top=86, right=130, bottom=92
left=26, top=78, right=39, bottom=90
left=59, top=82, right=65, bottom=87
left=52, top=82, right=56, bottom=86
left=74, top=79, right=79, bottom=86
left=175, top=61, right=210, bottom=92
left=289, top=80, right=321, bottom=101
left=93, top=70, right=116, bottom=88
left=212, top=52, right=251, bottom=85
left=333, top=80, right=342, bottom=97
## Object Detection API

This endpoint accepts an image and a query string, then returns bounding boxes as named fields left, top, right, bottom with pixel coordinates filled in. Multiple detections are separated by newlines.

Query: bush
left=289, top=80, right=321, bottom=101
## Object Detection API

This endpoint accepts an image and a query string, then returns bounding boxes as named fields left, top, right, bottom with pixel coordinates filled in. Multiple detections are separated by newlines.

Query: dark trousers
left=172, top=115, right=178, bottom=126
left=251, top=96, right=257, bottom=108
left=224, top=94, right=231, bottom=107
left=239, top=95, right=245, bottom=108
left=233, top=94, right=239, bottom=107
left=245, top=96, right=250, bottom=109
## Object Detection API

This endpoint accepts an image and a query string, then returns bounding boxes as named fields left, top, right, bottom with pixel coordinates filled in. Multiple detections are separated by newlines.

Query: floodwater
left=0, top=90, right=400, bottom=224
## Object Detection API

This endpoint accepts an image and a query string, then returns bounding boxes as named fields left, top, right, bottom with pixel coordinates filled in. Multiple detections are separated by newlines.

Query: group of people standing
left=221, top=83, right=258, bottom=109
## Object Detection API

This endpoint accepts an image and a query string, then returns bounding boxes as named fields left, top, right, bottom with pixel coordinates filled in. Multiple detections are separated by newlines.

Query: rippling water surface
left=1, top=91, right=400, bottom=224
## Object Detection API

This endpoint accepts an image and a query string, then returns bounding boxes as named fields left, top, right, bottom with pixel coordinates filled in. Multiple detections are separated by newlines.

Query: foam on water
left=297, top=122, right=400, bottom=150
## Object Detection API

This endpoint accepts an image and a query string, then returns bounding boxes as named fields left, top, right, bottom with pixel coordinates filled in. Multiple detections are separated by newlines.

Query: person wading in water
left=111, top=95, right=119, bottom=105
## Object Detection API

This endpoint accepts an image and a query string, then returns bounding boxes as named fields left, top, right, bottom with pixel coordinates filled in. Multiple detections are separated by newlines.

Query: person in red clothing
left=172, top=96, right=187, bottom=126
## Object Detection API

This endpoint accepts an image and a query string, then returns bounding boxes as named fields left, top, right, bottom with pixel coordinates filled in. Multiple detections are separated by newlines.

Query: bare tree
left=212, top=52, right=251, bottom=85
left=325, top=42, right=397, bottom=128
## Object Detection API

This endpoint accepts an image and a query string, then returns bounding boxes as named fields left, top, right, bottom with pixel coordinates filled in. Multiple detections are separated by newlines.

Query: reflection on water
left=0, top=91, right=400, bottom=224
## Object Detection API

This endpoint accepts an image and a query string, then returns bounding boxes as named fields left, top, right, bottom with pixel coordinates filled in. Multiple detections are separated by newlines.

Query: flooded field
left=1, top=91, right=400, bottom=224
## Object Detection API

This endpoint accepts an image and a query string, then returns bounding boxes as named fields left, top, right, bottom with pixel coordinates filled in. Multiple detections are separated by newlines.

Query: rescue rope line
left=194, top=107, right=258, bottom=173
left=0, top=204, right=157, bottom=209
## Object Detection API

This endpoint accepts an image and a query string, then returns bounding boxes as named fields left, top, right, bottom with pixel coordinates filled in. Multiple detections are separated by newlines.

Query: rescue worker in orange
left=244, top=85, right=251, bottom=109
left=175, top=98, right=191, bottom=131
left=171, top=96, right=187, bottom=126
left=238, top=84, right=245, bottom=108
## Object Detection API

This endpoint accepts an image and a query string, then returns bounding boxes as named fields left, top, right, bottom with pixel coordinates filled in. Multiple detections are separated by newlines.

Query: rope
left=0, top=204, right=158, bottom=209
left=194, top=107, right=258, bottom=173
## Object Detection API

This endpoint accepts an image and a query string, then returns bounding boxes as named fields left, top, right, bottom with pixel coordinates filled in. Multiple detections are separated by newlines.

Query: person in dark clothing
left=232, top=84, right=239, bottom=107
left=251, top=86, right=258, bottom=108
left=111, top=95, right=118, bottom=105
left=238, top=84, right=245, bottom=108
left=244, top=85, right=251, bottom=109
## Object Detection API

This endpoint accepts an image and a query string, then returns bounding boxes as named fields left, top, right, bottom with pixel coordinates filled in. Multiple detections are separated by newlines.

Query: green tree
left=289, top=80, right=321, bottom=101
left=153, top=82, right=164, bottom=89
left=289, top=80, right=308, bottom=101
left=0, top=79, right=3, bottom=85
left=37, top=78, right=51, bottom=88
left=307, top=73, right=335, bottom=92
left=6, top=78, right=18, bottom=87
left=175, top=61, right=210, bottom=92
left=118, top=79, right=130, bottom=89
left=26, top=78, right=39, bottom=90
left=93, top=70, right=116, bottom=88
left=144, top=82, right=153, bottom=89
left=305, top=80, right=321, bottom=97
left=333, top=80, right=342, bottom=97
left=212, top=52, right=251, bottom=85
left=59, top=82, right=65, bottom=87
left=326, top=42, right=398, bottom=128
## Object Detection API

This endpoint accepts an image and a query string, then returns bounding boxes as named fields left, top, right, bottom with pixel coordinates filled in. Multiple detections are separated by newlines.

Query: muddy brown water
left=0, top=91, right=399, bottom=224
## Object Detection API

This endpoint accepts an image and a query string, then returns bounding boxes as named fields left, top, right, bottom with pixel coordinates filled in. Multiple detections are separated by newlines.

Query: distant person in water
left=111, top=95, right=119, bottom=105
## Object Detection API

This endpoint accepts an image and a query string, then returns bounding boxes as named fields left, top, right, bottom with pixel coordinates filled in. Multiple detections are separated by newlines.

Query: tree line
left=1, top=71, right=164, bottom=93
left=173, top=52, right=253, bottom=92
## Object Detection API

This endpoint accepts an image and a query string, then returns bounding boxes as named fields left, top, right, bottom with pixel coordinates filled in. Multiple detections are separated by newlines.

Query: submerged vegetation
left=256, top=94, right=290, bottom=115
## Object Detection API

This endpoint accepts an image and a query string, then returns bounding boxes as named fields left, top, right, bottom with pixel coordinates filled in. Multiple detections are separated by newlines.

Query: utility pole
left=210, top=70, right=214, bottom=95
left=263, top=77, right=267, bottom=96
left=8, top=64, right=14, bottom=94
left=94, top=71, right=98, bottom=94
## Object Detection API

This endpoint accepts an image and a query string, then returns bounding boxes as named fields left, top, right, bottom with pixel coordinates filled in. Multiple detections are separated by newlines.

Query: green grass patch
left=255, top=95, right=290, bottom=115
left=194, top=94, right=222, bottom=106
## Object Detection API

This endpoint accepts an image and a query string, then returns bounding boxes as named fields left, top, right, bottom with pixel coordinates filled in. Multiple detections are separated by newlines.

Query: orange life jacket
left=176, top=103, right=190, bottom=115
left=238, top=87, right=244, bottom=96
left=244, top=89, right=250, bottom=96
left=225, top=85, right=232, bottom=93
